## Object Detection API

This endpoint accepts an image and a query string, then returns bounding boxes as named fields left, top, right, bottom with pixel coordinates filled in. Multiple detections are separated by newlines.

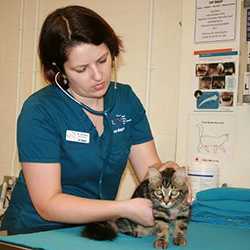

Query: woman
left=1, top=5, right=187, bottom=235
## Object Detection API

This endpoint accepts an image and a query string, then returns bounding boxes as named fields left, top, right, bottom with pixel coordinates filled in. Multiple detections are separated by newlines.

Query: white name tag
left=66, top=130, right=90, bottom=144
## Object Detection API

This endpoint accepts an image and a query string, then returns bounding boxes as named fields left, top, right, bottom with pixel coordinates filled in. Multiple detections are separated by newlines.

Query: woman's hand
left=158, top=161, right=180, bottom=171
left=119, top=198, right=154, bottom=226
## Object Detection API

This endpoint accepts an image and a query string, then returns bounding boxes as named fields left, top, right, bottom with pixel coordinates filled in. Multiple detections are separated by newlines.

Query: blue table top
left=0, top=222, right=249, bottom=250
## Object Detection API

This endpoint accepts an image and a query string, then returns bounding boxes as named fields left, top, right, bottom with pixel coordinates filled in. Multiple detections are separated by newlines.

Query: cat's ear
left=148, top=166, right=162, bottom=188
left=173, top=166, right=187, bottom=186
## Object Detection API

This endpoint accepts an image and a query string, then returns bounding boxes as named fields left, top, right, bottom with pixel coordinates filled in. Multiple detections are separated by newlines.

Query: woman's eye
left=98, top=58, right=107, bottom=64
left=75, top=68, right=87, bottom=73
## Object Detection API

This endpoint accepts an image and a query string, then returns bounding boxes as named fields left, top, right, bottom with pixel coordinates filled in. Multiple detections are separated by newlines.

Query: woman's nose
left=91, top=65, right=102, bottom=81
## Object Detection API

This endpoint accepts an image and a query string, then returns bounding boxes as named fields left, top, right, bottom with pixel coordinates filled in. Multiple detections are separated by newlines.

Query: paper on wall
left=193, top=48, right=239, bottom=112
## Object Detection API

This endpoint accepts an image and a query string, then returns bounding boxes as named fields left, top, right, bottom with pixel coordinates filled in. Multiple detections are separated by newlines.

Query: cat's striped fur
left=82, top=166, right=191, bottom=249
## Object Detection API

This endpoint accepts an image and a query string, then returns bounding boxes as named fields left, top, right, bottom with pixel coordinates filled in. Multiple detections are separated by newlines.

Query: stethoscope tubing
left=55, top=75, right=120, bottom=199
left=55, top=72, right=117, bottom=116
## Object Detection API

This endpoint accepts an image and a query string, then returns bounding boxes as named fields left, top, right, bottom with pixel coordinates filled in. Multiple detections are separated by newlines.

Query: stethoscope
left=54, top=71, right=117, bottom=117
left=54, top=69, right=118, bottom=199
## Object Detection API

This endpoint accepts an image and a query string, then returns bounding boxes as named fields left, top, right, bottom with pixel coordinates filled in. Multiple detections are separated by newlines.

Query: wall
left=0, top=1, right=23, bottom=179
left=0, top=0, right=182, bottom=199
left=1, top=0, right=248, bottom=198
left=176, top=0, right=250, bottom=188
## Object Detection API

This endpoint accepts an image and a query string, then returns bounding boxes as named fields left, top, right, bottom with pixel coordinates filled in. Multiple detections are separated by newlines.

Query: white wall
left=0, top=0, right=182, bottom=199
left=1, top=0, right=249, bottom=199
left=176, top=0, right=250, bottom=188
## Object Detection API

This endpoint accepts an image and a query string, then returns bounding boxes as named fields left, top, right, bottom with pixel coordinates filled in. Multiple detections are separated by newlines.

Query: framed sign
left=194, top=0, right=237, bottom=43
left=247, top=8, right=250, bottom=41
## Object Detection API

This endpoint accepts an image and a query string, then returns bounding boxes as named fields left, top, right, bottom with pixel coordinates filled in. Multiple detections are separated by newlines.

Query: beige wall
left=176, top=0, right=250, bottom=188
left=0, top=0, right=182, bottom=198
left=1, top=0, right=249, bottom=198
left=0, top=1, right=22, bottom=179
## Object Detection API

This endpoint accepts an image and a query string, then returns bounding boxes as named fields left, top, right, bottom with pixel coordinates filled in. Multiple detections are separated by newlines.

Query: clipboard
left=0, top=242, right=36, bottom=250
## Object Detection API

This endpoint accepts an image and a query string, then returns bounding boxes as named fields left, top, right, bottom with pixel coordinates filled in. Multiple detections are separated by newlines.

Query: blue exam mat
left=0, top=222, right=249, bottom=250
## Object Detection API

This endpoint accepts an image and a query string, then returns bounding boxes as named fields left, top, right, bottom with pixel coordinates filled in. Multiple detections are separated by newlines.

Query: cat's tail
left=81, top=221, right=118, bottom=241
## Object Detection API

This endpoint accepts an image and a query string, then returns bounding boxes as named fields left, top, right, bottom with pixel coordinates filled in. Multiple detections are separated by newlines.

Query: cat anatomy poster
left=187, top=113, right=235, bottom=186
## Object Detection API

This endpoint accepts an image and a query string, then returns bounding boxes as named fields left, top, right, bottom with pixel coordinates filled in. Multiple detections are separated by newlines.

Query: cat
left=82, top=166, right=191, bottom=249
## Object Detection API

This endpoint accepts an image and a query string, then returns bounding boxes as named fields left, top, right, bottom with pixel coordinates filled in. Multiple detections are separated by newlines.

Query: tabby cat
left=82, top=166, right=191, bottom=249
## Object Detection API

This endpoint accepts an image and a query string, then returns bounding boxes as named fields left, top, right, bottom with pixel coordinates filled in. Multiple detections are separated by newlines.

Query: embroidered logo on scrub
left=111, top=114, right=132, bottom=134
left=66, top=130, right=90, bottom=143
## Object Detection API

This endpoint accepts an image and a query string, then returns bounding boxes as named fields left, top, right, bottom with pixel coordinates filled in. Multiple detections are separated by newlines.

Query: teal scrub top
left=1, top=82, right=153, bottom=234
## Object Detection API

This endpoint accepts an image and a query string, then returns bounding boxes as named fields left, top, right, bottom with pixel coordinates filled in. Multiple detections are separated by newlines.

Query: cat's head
left=148, top=166, right=188, bottom=209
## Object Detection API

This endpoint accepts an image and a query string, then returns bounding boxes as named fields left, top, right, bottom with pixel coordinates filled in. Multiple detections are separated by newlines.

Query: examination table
left=0, top=187, right=249, bottom=250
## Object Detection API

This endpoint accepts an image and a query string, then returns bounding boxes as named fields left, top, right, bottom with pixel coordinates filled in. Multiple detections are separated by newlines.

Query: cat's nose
left=164, top=197, right=169, bottom=203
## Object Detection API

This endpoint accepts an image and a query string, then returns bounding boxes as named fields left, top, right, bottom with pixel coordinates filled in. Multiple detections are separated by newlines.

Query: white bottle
left=188, top=158, right=219, bottom=200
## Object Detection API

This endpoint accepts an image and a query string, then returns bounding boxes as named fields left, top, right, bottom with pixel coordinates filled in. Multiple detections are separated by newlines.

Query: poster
left=187, top=113, right=235, bottom=190
left=193, top=48, right=239, bottom=112
left=194, top=0, right=237, bottom=43
left=247, top=8, right=250, bottom=41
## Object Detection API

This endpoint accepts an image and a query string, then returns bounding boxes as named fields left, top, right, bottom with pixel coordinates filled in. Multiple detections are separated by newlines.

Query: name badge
left=66, top=130, right=90, bottom=144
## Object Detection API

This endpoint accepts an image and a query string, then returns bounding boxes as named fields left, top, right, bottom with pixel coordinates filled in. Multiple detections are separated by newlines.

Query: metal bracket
left=244, top=0, right=250, bottom=8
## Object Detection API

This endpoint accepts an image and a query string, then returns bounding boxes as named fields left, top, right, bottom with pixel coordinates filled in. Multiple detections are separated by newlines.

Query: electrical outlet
left=243, top=94, right=250, bottom=103
left=0, top=176, right=17, bottom=212
left=2, top=176, right=16, bottom=187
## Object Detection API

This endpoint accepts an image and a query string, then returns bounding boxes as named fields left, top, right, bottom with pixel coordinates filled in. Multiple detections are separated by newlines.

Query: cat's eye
left=154, top=190, right=162, bottom=197
left=171, top=190, right=179, bottom=197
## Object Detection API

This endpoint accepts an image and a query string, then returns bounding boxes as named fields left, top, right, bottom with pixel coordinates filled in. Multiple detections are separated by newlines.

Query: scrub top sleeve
left=17, top=103, right=60, bottom=163
left=127, top=86, right=153, bottom=145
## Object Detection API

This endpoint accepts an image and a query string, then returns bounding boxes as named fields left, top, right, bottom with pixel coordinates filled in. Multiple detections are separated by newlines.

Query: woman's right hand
left=119, top=198, right=154, bottom=226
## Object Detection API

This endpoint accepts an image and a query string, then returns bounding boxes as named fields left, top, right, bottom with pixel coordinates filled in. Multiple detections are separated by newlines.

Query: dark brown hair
left=38, top=5, right=123, bottom=83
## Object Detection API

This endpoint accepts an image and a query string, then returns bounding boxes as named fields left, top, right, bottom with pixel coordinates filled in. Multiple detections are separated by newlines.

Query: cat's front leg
left=154, top=220, right=169, bottom=249
left=173, top=217, right=188, bottom=246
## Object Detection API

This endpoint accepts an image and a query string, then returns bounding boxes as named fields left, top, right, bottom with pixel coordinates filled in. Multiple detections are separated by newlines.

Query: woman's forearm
left=38, top=193, right=125, bottom=224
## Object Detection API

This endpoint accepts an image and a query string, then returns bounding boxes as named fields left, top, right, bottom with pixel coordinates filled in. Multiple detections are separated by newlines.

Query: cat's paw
left=173, top=236, right=187, bottom=246
left=131, top=228, right=150, bottom=237
left=154, top=238, right=168, bottom=249
left=131, top=231, right=139, bottom=237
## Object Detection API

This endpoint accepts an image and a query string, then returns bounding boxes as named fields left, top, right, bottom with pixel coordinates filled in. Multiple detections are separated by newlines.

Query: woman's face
left=64, top=43, right=112, bottom=100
